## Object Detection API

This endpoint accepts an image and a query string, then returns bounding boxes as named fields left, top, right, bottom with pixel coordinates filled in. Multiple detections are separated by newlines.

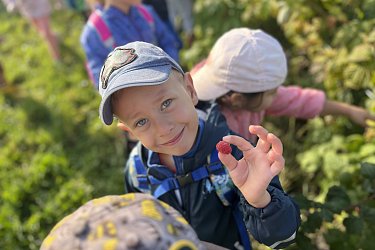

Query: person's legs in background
left=30, top=15, right=61, bottom=61
left=14, top=0, right=61, bottom=61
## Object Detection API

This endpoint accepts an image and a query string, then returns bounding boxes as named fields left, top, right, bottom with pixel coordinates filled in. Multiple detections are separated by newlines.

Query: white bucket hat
left=192, top=28, right=287, bottom=101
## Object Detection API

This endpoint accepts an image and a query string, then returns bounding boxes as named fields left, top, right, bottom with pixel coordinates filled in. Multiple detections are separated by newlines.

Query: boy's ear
left=117, top=121, right=138, bottom=139
left=185, top=72, right=199, bottom=105
left=117, top=121, right=130, bottom=132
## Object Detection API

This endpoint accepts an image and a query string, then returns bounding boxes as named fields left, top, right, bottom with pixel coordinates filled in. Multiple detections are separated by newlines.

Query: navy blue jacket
left=124, top=104, right=301, bottom=249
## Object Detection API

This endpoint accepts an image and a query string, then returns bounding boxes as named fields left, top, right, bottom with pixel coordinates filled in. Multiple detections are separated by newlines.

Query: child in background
left=98, top=41, right=300, bottom=249
left=41, top=193, right=224, bottom=250
left=80, top=0, right=180, bottom=89
left=166, top=0, right=195, bottom=47
left=64, top=0, right=91, bottom=20
left=1, top=0, right=61, bottom=61
left=142, top=0, right=183, bottom=50
left=191, top=28, right=375, bottom=142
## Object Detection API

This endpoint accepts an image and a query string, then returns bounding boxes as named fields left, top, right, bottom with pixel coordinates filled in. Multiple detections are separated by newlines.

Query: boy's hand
left=218, top=125, right=285, bottom=208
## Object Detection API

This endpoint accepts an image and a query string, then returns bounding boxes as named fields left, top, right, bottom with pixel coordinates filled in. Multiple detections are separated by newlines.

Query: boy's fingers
left=267, top=150, right=284, bottom=163
left=256, top=134, right=271, bottom=153
left=217, top=152, right=238, bottom=172
left=268, top=133, right=283, bottom=155
left=270, top=158, right=284, bottom=175
left=268, top=151, right=284, bottom=164
left=222, top=135, right=254, bottom=153
left=250, top=125, right=271, bottom=152
left=249, top=125, right=269, bottom=138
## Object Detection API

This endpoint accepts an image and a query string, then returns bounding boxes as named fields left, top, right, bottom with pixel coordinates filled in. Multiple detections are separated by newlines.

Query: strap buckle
left=176, top=173, right=194, bottom=187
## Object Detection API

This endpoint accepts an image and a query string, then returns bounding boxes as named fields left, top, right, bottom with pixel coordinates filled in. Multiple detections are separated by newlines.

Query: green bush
left=187, top=0, right=375, bottom=249
left=0, top=9, right=124, bottom=250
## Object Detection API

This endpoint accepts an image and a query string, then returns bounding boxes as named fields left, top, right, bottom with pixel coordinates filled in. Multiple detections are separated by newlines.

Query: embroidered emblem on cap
left=101, top=48, right=138, bottom=89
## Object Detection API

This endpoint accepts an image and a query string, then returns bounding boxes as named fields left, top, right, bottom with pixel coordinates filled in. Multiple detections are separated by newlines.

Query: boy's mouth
left=161, top=127, right=185, bottom=146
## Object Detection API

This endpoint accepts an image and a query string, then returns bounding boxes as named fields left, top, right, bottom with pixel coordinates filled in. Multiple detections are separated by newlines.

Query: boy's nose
left=155, top=117, right=174, bottom=137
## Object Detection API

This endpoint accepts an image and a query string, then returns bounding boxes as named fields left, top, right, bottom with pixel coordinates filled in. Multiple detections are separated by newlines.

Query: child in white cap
left=97, top=41, right=300, bottom=249
left=192, top=28, right=375, bottom=142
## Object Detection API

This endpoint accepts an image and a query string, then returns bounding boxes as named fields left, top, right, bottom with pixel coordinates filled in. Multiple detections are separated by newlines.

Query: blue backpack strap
left=147, top=147, right=225, bottom=199
left=149, top=160, right=225, bottom=198
left=210, top=147, right=251, bottom=250
left=149, top=175, right=179, bottom=198
left=88, top=9, right=116, bottom=50
left=229, top=148, right=251, bottom=250
left=133, top=154, right=150, bottom=191
left=233, top=203, right=252, bottom=250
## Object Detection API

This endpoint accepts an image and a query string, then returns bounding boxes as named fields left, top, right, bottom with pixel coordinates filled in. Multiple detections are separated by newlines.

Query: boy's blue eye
left=135, top=119, right=148, bottom=127
left=161, top=99, right=172, bottom=110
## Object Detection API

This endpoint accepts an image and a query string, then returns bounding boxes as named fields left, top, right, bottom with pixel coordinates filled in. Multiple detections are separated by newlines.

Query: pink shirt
left=220, top=86, right=326, bottom=141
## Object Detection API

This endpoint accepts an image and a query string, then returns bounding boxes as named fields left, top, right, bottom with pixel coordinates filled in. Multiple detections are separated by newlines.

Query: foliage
left=0, top=0, right=374, bottom=249
left=0, top=8, right=124, bottom=250
left=187, top=0, right=375, bottom=249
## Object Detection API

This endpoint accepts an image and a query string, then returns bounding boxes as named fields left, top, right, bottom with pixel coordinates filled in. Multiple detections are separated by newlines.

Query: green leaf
left=303, top=212, right=323, bottom=233
left=368, top=30, right=375, bottom=43
left=320, top=208, right=334, bottom=222
left=348, top=44, right=374, bottom=63
left=325, top=186, right=351, bottom=213
left=324, top=229, right=348, bottom=249
left=360, top=207, right=375, bottom=224
left=295, top=233, right=315, bottom=250
left=360, top=162, right=375, bottom=179
left=293, top=194, right=317, bottom=210
left=339, top=172, right=353, bottom=188
left=343, top=216, right=363, bottom=235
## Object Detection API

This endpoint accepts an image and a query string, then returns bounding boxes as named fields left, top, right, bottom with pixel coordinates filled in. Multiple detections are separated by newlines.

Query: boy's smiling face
left=112, top=71, right=199, bottom=156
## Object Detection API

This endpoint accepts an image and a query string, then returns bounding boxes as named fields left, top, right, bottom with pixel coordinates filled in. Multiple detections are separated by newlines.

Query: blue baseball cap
left=98, top=42, right=184, bottom=125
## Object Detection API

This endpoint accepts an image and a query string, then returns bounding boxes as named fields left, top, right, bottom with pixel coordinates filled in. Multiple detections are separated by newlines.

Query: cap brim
left=192, top=63, right=229, bottom=101
left=99, top=64, right=172, bottom=125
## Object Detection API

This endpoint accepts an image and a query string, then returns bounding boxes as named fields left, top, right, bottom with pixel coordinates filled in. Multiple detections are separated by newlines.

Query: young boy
left=98, top=41, right=301, bottom=249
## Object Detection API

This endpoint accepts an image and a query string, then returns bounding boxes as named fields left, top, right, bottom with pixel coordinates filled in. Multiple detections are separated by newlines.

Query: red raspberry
left=216, top=141, right=232, bottom=154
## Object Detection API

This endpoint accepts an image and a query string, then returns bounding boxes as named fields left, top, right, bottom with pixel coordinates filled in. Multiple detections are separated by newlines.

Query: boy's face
left=113, top=71, right=199, bottom=156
